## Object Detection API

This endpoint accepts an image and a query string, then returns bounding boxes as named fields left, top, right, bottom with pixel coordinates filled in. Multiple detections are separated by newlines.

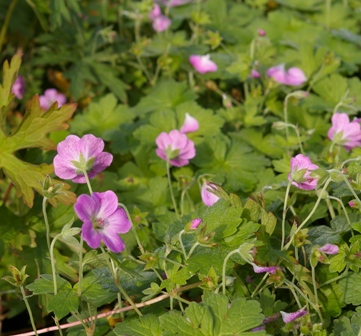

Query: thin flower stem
left=329, top=169, right=361, bottom=204
left=12, top=283, right=203, bottom=336
left=283, top=279, right=324, bottom=324
left=82, top=170, right=93, bottom=194
left=119, top=202, right=145, bottom=255
left=0, top=0, right=18, bottom=55
left=286, top=283, right=302, bottom=309
left=166, top=160, right=179, bottom=219
left=77, top=236, right=84, bottom=297
left=251, top=273, right=269, bottom=298
left=284, top=178, right=332, bottom=250
left=341, top=157, right=361, bottom=169
left=222, top=249, right=239, bottom=294
left=320, top=266, right=349, bottom=288
left=178, top=230, right=187, bottom=259
left=325, top=0, right=331, bottom=30
left=325, top=197, right=335, bottom=219
left=42, top=197, right=51, bottom=251
left=283, top=94, right=291, bottom=142
left=311, top=265, right=320, bottom=311
left=100, top=247, right=143, bottom=316
left=328, top=195, right=353, bottom=235
left=281, top=181, right=292, bottom=249
left=49, top=235, right=60, bottom=295
left=186, top=242, right=199, bottom=260
left=20, top=285, right=39, bottom=336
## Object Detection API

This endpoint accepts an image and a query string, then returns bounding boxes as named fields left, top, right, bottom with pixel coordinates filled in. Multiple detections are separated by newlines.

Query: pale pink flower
left=39, top=88, right=66, bottom=110
left=250, top=69, right=260, bottom=78
left=319, top=244, right=339, bottom=255
left=156, top=130, right=196, bottom=167
left=149, top=4, right=161, bottom=20
left=189, top=55, right=218, bottom=74
left=280, top=307, right=308, bottom=323
left=54, top=134, right=113, bottom=183
left=288, top=154, right=319, bottom=190
left=251, top=263, right=279, bottom=274
left=328, top=113, right=361, bottom=150
left=152, top=15, right=171, bottom=32
left=267, top=64, right=307, bottom=86
left=190, top=218, right=202, bottom=229
left=157, top=0, right=192, bottom=6
left=257, top=29, right=266, bottom=36
left=12, top=75, right=25, bottom=99
left=180, top=113, right=199, bottom=133
left=201, top=182, right=219, bottom=207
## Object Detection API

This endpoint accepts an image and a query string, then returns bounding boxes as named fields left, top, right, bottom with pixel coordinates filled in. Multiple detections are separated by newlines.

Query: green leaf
left=114, top=314, right=162, bottom=336
left=320, top=283, right=346, bottom=317
left=48, top=287, right=79, bottom=319
left=132, top=80, right=197, bottom=115
left=334, top=313, right=361, bottom=336
left=0, top=94, right=77, bottom=207
left=26, top=274, right=71, bottom=295
left=339, top=273, right=361, bottom=305
left=70, top=94, right=133, bottom=137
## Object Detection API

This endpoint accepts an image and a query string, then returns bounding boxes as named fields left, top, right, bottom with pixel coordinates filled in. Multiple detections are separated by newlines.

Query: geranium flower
left=12, top=75, right=25, bottom=99
left=54, top=134, right=113, bottom=183
left=288, top=154, right=319, bottom=190
left=250, top=70, right=260, bottom=78
left=251, top=263, right=279, bottom=274
left=39, top=88, right=66, bottom=110
left=149, top=4, right=171, bottom=32
left=280, top=307, right=308, bottom=323
left=155, top=130, right=196, bottom=167
left=180, top=113, right=199, bottom=133
left=319, top=244, right=339, bottom=255
left=267, top=64, right=307, bottom=86
left=201, top=182, right=220, bottom=206
left=74, top=191, right=131, bottom=253
left=189, top=55, right=218, bottom=74
left=328, top=113, right=361, bottom=150
left=157, top=0, right=192, bottom=6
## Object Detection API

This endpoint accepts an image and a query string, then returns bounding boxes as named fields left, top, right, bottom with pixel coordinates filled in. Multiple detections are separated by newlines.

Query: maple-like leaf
left=0, top=55, right=76, bottom=207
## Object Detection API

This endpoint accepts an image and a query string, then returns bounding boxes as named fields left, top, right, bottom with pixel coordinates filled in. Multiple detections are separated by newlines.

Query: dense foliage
left=2, top=0, right=361, bottom=335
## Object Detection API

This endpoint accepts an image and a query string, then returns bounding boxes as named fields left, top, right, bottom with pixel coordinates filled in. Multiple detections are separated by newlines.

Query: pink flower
left=152, top=15, right=172, bottom=32
left=190, top=218, right=202, bottom=229
left=250, top=70, right=260, bottom=78
left=180, top=113, right=199, bottom=133
left=149, top=4, right=171, bottom=32
left=251, top=263, right=279, bottom=274
left=257, top=29, right=266, bottom=36
left=319, top=244, right=339, bottom=255
left=39, top=88, right=66, bottom=110
left=54, top=134, right=113, bottom=183
left=267, top=64, right=307, bottom=86
left=12, top=75, right=25, bottom=99
left=189, top=55, right=218, bottom=74
left=155, top=130, right=196, bottom=167
left=328, top=113, right=361, bottom=150
left=288, top=154, right=319, bottom=190
left=280, top=307, right=308, bottom=323
left=201, top=182, right=220, bottom=207
left=74, top=191, right=131, bottom=253
left=157, top=0, right=192, bottom=6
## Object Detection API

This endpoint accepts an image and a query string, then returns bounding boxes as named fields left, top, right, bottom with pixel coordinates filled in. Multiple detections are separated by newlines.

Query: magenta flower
left=280, top=307, right=308, bottom=323
left=288, top=154, right=319, bottom=190
left=156, top=130, right=196, bottom=167
left=190, top=218, right=202, bottom=229
left=319, top=244, right=339, bottom=255
left=257, top=29, right=266, bottom=36
left=201, top=182, right=220, bottom=207
left=328, top=113, right=361, bottom=150
left=39, top=88, right=66, bottom=110
left=157, top=0, right=192, bottom=6
left=54, top=134, right=113, bottom=183
left=251, top=263, right=279, bottom=274
left=149, top=4, right=171, bottom=32
left=74, top=191, right=131, bottom=253
left=250, top=70, right=260, bottom=78
left=12, top=75, right=25, bottom=99
left=267, top=64, right=307, bottom=86
left=189, top=55, right=218, bottom=74
left=180, top=113, right=199, bottom=133
left=149, top=4, right=161, bottom=20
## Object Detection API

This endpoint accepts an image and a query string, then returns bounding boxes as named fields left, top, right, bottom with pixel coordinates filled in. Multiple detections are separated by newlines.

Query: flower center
left=92, top=217, right=106, bottom=230
left=71, top=152, right=95, bottom=174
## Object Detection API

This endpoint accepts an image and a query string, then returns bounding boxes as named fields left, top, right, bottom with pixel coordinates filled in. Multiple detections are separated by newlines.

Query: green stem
left=325, top=197, right=335, bottom=219
left=329, top=169, right=361, bottom=204
left=178, top=230, right=187, bottom=259
left=77, top=236, right=84, bottom=297
left=119, top=203, right=145, bottom=254
left=20, top=285, right=39, bottom=336
left=186, top=242, right=199, bottom=260
left=286, top=283, right=302, bottom=309
left=82, top=170, right=93, bottom=194
left=341, top=157, right=361, bottom=169
left=251, top=273, right=269, bottom=298
left=294, top=125, right=304, bottom=155
left=320, top=266, right=349, bottom=288
left=100, top=247, right=142, bottom=316
left=222, top=250, right=239, bottom=294
left=0, top=0, right=18, bottom=54
left=283, top=94, right=291, bottom=143
left=281, top=181, right=292, bottom=249
left=284, top=178, right=332, bottom=250
left=325, top=0, right=331, bottom=30
left=328, top=195, right=353, bottom=235
left=42, top=197, right=51, bottom=251
left=49, top=235, right=60, bottom=294
left=311, top=266, right=320, bottom=311
left=166, top=160, right=179, bottom=218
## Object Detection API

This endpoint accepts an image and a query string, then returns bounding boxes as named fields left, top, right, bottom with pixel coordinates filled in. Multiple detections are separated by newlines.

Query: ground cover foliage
left=2, top=0, right=361, bottom=335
